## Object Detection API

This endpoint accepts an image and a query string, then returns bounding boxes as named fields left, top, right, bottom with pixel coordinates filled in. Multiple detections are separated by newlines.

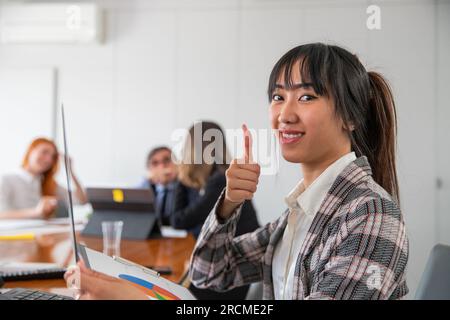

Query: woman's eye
left=299, top=95, right=316, bottom=102
left=272, top=94, right=283, bottom=101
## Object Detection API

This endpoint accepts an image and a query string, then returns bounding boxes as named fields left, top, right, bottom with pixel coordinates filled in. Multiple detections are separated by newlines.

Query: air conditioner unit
left=0, top=3, right=103, bottom=44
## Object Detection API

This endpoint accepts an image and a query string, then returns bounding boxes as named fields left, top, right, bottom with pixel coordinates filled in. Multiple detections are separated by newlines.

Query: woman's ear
left=343, top=122, right=356, bottom=132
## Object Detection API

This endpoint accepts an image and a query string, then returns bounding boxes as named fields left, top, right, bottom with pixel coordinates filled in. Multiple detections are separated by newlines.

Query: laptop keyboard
left=1, top=288, right=73, bottom=300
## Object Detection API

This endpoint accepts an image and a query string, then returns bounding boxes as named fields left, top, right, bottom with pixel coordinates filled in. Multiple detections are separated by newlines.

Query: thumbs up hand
left=218, top=124, right=261, bottom=220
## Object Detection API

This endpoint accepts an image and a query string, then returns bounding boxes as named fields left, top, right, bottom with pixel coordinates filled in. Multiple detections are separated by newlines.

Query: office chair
left=415, top=243, right=450, bottom=300
left=245, top=281, right=263, bottom=300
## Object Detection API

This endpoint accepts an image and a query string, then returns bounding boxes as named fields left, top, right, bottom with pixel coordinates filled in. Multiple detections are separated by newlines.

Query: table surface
left=0, top=229, right=196, bottom=294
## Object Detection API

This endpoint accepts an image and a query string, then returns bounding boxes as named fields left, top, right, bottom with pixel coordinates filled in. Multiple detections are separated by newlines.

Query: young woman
left=172, top=121, right=260, bottom=240
left=190, top=43, right=409, bottom=300
left=0, top=137, right=88, bottom=219
left=65, top=43, right=408, bottom=300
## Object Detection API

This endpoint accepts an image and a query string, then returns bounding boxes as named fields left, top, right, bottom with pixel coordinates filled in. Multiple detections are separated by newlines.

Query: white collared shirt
left=272, top=152, right=357, bottom=299
left=0, top=168, right=76, bottom=213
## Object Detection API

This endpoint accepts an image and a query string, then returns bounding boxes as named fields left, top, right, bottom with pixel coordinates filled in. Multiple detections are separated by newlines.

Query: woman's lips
left=279, top=130, right=304, bottom=145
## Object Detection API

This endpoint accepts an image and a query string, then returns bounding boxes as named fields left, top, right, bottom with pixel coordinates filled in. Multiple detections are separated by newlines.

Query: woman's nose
left=278, top=100, right=299, bottom=124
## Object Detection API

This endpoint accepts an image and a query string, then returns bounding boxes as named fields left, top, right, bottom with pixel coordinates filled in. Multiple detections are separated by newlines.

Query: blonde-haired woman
left=0, top=137, right=88, bottom=219
left=171, top=121, right=260, bottom=240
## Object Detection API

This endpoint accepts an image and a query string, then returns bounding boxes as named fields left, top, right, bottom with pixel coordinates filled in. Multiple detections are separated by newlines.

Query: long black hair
left=268, top=43, right=399, bottom=204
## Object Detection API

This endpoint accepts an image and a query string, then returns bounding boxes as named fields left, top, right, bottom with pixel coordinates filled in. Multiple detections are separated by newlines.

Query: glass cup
left=101, top=221, right=123, bottom=257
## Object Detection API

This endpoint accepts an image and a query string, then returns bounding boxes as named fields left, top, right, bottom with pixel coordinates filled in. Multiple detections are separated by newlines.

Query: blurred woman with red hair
left=0, top=137, right=87, bottom=219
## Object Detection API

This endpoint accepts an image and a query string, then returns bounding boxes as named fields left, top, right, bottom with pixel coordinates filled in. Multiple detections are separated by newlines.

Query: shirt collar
left=284, top=152, right=357, bottom=217
left=156, top=181, right=177, bottom=192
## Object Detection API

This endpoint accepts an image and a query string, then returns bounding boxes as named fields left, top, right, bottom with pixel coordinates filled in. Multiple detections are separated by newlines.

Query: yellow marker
left=112, top=189, right=124, bottom=203
left=0, top=233, right=35, bottom=241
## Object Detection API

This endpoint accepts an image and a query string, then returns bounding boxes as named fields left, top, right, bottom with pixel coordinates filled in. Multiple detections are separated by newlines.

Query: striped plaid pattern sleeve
left=307, top=196, right=409, bottom=300
left=189, top=190, right=279, bottom=292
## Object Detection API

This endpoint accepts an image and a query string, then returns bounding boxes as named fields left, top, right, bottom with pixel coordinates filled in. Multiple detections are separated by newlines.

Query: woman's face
left=270, top=61, right=351, bottom=165
left=27, top=143, right=57, bottom=175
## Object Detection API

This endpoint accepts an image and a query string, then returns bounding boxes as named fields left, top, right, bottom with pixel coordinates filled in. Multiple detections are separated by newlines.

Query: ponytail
left=363, top=71, right=399, bottom=204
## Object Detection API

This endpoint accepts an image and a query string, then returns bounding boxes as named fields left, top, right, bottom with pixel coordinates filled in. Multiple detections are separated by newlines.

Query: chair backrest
left=415, top=243, right=450, bottom=300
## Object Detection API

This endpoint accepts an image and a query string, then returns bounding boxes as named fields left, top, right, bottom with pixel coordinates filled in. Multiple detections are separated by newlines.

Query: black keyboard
left=0, top=268, right=66, bottom=281
left=0, top=288, right=73, bottom=300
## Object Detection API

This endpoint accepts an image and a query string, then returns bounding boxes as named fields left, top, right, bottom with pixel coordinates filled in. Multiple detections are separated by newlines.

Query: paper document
left=160, top=226, right=188, bottom=238
left=0, top=262, right=60, bottom=272
left=0, top=223, right=84, bottom=236
left=80, top=245, right=196, bottom=300
left=0, top=220, right=47, bottom=231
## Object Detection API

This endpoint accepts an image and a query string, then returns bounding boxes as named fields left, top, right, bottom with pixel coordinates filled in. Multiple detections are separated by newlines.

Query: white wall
left=0, top=68, right=55, bottom=175
left=0, top=0, right=448, bottom=298
left=436, top=0, right=450, bottom=247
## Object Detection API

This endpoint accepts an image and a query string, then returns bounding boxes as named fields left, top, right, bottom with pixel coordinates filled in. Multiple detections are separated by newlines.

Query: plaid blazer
left=188, top=156, right=409, bottom=300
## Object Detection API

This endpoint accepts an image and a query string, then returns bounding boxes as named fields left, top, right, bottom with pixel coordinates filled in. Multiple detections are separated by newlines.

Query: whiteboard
left=0, top=68, right=55, bottom=175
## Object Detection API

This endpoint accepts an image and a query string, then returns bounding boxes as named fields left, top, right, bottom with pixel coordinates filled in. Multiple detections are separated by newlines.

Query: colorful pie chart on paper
left=118, top=274, right=180, bottom=300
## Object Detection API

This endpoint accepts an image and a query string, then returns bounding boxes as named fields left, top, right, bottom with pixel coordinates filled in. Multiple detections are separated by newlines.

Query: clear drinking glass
left=101, top=221, right=123, bottom=257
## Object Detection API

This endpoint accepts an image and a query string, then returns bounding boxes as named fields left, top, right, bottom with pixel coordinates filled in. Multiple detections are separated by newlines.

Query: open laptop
left=86, top=187, right=155, bottom=212
left=0, top=105, right=76, bottom=300
left=81, top=187, right=161, bottom=240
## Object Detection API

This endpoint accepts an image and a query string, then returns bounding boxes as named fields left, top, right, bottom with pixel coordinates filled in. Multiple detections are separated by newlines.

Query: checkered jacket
left=188, top=156, right=409, bottom=299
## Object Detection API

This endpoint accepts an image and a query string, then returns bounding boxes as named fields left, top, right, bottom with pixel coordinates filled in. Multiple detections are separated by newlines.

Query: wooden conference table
left=0, top=228, right=196, bottom=295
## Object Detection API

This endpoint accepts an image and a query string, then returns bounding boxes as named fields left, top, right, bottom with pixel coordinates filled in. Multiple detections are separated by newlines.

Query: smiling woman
left=189, top=42, right=409, bottom=300
left=267, top=44, right=399, bottom=200
left=0, top=137, right=88, bottom=219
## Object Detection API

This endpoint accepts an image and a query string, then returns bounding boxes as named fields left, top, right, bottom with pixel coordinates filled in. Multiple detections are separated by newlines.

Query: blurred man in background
left=139, top=146, right=178, bottom=225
